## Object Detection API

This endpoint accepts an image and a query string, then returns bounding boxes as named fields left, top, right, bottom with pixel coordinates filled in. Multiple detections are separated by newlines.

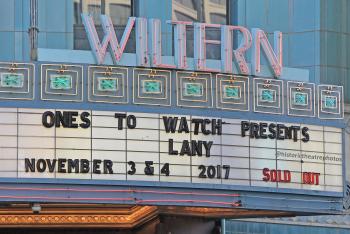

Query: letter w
left=81, top=14, right=135, bottom=64
left=163, top=116, right=178, bottom=133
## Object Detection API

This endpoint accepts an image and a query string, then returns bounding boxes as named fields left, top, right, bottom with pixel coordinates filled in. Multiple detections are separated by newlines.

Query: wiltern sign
left=81, top=14, right=283, bottom=77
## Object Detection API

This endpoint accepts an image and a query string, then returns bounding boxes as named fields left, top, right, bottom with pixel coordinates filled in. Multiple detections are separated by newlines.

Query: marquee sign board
left=0, top=15, right=345, bottom=213
left=0, top=108, right=342, bottom=193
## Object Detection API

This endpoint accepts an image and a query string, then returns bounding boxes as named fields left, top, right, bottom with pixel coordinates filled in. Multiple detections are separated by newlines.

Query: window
left=73, top=0, right=133, bottom=50
left=87, top=4, right=102, bottom=24
left=74, top=0, right=132, bottom=25
left=210, top=13, right=226, bottom=25
left=172, top=0, right=228, bottom=24
left=106, top=0, right=132, bottom=25
left=172, top=0, right=227, bottom=60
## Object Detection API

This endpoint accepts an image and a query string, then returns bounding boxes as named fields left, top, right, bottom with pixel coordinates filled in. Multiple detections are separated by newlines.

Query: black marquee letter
left=126, top=115, right=136, bottom=129
left=42, top=111, right=55, bottom=128
left=241, top=121, right=250, bottom=137
left=80, top=159, right=90, bottom=173
left=25, top=158, right=35, bottom=172
left=302, top=127, right=310, bottom=142
left=80, top=112, right=91, bottom=128
left=36, top=159, right=47, bottom=173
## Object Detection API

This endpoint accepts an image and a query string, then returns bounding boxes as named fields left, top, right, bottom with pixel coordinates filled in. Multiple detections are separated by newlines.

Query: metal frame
left=216, top=74, right=249, bottom=111
left=176, top=71, right=213, bottom=108
left=287, top=81, right=315, bottom=117
left=0, top=68, right=29, bottom=93
left=254, top=78, right=284, bottom=115
left=133, top=68, right=171, bottom=106
left=41, top=64, right=83, bottom=102
left=0, top=62, right=35, bottom=100
left=88, top=65, right=128, bottom=104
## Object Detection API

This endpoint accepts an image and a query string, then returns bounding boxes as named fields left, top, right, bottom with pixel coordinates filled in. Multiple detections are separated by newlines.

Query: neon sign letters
left=82, top=14, right=283, bottom=77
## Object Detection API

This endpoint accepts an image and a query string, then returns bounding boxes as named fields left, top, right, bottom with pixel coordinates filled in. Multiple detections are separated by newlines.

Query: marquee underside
left=0, top=182, right=343, bottom=218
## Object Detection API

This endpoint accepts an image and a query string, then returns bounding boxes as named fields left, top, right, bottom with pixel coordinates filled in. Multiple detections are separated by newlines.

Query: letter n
left=25, top=158, right=35, bottom=172
left=252, top=29, right=282, bottom=77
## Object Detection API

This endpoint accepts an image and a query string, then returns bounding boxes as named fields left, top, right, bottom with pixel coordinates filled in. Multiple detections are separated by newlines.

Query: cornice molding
left=0, top=206, right=158, bottom=228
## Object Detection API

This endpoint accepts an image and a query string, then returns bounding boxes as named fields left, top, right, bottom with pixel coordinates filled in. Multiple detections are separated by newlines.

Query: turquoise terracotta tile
left=22, top=0, right=31, bottom=30
left=0, top=0, right=15, bottom=31
left=235, top=0, right=247, bottom=25
left=45, top=0, right=67, bottom=32
left=246, top=0, right=267, bottom=29
left=321, top=0, right=346, bottom=32
left=46, top=32, right=67, bottom=49
left=267, top=0, right=289, bottom=32
left=65, top=0, right=74, bottom=33
left=38, top=32, right=47, bottom=48
left=291, top=0, right=317, bottom=32
left=21, top=32, right=30, bottom=61
left=247, top=222, right=266, bottom=234
left=37, top=0, right=46, bottom=30
left=0, top=32, right=15, bottom=61
left=14, top=32, right=23, bottom=60
left=348, top=1, right=350, bottom=33
left=66, top=33, right=74, bottom=50
left=14, top=0, right=23, bottom=31
left=321, top=32, right=347, bottom=68
left=289, top=32, right=316, bottom=67
left=325, top=67, right=346, bottom=87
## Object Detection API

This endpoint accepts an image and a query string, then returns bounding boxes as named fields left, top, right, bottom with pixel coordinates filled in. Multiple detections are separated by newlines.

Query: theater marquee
left=0, top=13, right=345, bottom=214
left=0, top=108, right=341, bottom=192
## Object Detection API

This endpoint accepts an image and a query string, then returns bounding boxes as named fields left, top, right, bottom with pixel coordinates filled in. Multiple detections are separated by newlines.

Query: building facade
left=0, top=0, right=348, bottom=233
left=228, top=0, right=350, bottom=233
